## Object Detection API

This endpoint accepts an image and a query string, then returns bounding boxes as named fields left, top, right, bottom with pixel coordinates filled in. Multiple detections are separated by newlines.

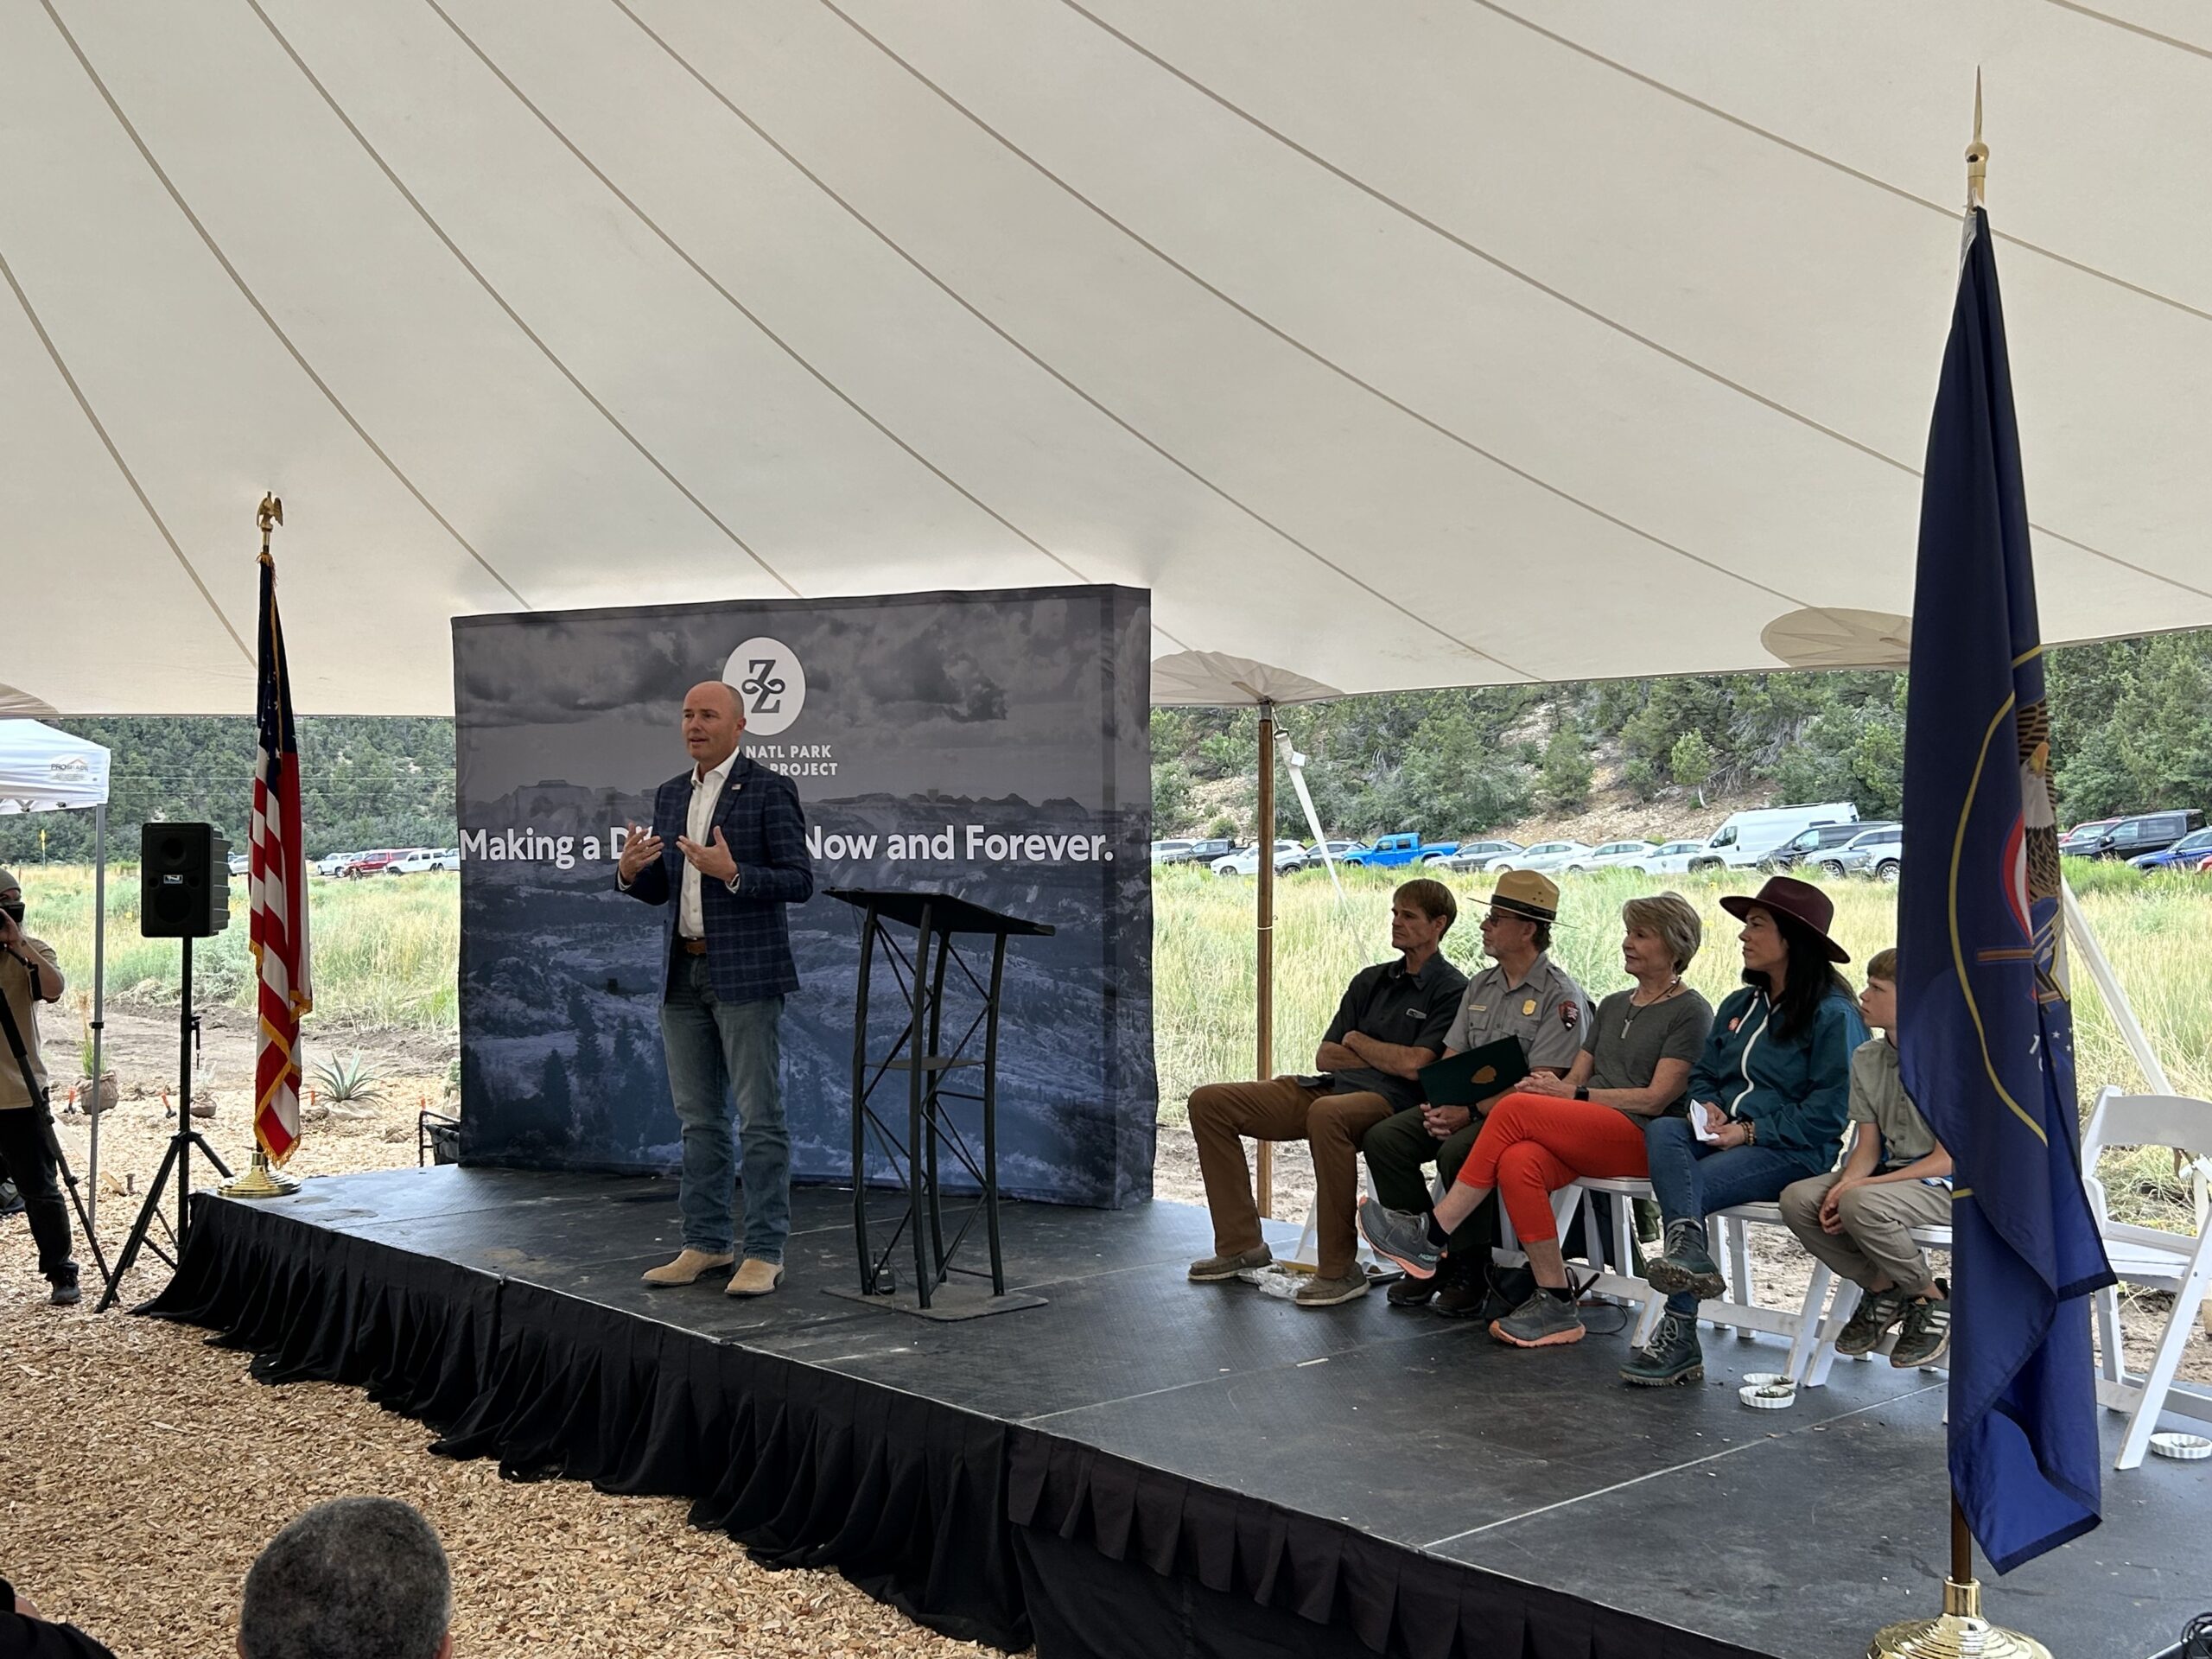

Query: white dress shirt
left=679, top=753, right=736, bottom=938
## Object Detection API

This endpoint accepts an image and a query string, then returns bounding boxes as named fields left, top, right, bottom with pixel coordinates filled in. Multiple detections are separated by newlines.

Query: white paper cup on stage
left=2147, top=1431, right=2211, bottom=1461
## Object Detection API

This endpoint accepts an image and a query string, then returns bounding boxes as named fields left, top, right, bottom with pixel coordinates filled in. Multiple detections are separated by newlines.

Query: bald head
left=680, top=681, right=746, bottom=774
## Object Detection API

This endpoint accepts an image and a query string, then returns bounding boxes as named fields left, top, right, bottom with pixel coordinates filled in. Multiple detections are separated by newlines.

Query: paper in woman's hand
left=1688, top=1102, right=1726, bottom=1144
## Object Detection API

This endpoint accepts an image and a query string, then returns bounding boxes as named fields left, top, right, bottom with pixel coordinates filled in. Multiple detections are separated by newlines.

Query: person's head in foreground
left=238, top=1497, right=452, bottom=1659
left=1718, top=874, right=1851, bottom=1034
left=1389, top=877, right=1456, bottom=963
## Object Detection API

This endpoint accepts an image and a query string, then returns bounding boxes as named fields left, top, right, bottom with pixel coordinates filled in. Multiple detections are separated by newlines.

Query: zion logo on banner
left=726, top=637, right=806, bottom=736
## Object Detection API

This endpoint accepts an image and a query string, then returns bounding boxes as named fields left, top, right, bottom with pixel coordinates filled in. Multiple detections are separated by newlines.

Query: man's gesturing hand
left=617, top=822, right=663, bottom=883
left=677, top=826, right=739, bottom=884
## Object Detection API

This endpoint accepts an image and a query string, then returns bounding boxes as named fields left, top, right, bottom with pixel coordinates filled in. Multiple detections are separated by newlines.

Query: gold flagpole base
left=1869, top=1577, right=2053, bottom=1658
left=220, top=1149, right=302, bottom=1198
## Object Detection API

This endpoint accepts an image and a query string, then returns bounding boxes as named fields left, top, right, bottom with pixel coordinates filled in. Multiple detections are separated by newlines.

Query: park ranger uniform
left=1362, top=871, right=1592, bottom=1297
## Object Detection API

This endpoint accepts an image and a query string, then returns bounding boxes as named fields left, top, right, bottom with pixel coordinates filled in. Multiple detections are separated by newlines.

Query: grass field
left=21, top=866, right=460, bottom=1032
left=13, top=860, right=2206, bottom=1217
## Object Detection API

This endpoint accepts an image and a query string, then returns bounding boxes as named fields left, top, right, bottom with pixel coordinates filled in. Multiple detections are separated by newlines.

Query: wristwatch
left=1573, top=1084, right=1589, bottom=1101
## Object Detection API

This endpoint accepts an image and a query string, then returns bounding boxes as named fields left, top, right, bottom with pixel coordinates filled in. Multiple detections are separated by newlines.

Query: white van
left=1688, top=803, right=1859, bottom=872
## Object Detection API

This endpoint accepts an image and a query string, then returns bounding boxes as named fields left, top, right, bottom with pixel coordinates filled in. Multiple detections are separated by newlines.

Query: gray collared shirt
left=1442, top=952, right=1590, bottom=1074
left=1319, top=952, right=1471, bottom=1111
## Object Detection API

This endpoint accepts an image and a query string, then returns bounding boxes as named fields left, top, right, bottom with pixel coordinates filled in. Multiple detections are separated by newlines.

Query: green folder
left=1417, top=1036, right=1530, bottom=1108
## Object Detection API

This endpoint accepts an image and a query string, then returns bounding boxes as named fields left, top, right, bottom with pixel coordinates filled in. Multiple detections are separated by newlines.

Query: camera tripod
left=0, top=949, right=111, bottom=1293
left=97, top=934, right=229, bottom=1312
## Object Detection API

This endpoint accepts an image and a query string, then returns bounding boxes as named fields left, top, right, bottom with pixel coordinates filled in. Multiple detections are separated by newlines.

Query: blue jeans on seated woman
left=1643, top=1114, right=1823, bottom=1316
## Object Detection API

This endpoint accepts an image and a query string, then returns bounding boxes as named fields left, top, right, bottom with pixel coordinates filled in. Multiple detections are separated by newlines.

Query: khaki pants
left=1778, top=1170, right=1952, bottom=1298
left=1188, top=1077, right=1395, bottom=1280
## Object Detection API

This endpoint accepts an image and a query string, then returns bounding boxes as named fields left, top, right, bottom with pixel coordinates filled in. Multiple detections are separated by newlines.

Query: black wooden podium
left=823, top=887, right=1053, bottom=1318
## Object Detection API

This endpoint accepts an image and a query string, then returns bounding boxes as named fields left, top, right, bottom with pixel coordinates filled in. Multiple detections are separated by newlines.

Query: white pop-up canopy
left=3, top=2, right=2211, bottom=715
left=0, top=719, right=112, bottom=816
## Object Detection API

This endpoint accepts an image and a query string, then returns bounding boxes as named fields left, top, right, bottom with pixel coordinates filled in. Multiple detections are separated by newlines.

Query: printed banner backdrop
left=453, top=585, right=1154, bottom=1208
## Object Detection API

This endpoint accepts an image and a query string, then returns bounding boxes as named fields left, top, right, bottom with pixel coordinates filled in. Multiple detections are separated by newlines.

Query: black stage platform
left=146, top=1167, right=2207, bottom=1659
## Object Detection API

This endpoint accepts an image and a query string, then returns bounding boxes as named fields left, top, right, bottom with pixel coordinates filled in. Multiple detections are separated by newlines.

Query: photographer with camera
left=0, top=868, right=79, bottom=1306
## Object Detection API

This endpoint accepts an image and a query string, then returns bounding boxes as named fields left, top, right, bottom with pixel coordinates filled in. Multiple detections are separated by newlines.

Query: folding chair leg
left=1786, top=1263, right=1834, bottom=1384
left=2116, top=1257, right=2212, bottom=1471
left=1729, top=1218, right=1755, bottom=1338
left=2094, top=1284, right=2125, bottom=1390
left=1808, top=1280, right=1861, bottom=1388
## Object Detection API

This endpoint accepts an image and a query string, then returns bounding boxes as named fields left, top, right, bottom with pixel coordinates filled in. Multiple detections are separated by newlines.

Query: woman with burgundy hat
left=1619, top=874, right=1867, bottom=1388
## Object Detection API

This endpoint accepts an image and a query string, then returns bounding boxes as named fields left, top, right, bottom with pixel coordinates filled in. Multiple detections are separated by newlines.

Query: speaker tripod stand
left=96, top=935, right=229, bottom=1312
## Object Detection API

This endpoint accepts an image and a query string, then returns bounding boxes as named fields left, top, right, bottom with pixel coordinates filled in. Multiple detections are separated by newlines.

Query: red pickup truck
left=342, top=849, right=409, bottom=879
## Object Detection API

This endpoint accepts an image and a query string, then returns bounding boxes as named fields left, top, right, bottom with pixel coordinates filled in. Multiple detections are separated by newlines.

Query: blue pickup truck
left=1338, top=832, right=1459, bottom=868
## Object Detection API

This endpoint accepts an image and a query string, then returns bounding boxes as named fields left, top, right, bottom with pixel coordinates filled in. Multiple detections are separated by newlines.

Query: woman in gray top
left=1358, top=893, right=1713, bottom=1350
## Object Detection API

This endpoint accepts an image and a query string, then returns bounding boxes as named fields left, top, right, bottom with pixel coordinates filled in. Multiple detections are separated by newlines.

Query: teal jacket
left=1686, top=984, right=1866, bottom=1164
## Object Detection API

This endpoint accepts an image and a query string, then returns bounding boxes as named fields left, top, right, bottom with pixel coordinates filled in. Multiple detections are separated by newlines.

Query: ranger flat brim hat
left=1473, top=868, right=1561, bottom=925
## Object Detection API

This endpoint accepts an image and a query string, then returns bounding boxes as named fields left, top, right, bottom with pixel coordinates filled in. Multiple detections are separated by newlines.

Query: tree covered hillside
left=1154, top=629, right=2212, bottom=842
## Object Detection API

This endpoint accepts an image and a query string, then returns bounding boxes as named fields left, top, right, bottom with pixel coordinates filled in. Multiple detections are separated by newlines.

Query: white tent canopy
left=5, top=2, right=2211, bottom=715
left=0, top=719, right=112, bottom=815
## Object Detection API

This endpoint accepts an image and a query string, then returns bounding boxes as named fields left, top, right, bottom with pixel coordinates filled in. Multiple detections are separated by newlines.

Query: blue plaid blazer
left=623, top=753, right=813, bottom=1002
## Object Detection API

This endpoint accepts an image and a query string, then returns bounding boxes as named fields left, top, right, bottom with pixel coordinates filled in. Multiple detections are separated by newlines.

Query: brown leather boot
left=1386, top=1274, right=1436, bottom=1308
left=1431, top=1256, right=1491, bottom=1319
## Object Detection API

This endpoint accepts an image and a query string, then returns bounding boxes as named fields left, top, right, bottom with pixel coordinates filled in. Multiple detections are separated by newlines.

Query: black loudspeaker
left=140, top=822, right=232, bottom=938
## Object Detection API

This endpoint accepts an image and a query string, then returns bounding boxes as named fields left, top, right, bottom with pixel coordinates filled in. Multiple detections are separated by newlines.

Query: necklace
left=1621, top=977, right=1682, bottom=1034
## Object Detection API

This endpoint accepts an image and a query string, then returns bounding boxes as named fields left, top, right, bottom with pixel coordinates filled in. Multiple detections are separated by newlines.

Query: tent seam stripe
left=1062, top=0, right=2212, bottom=606
left=0, top=245, right=254, bottom=670
left=819, top=0, right=1807, bottom=612
left=420, top=0, right=1140, bottom=620
left=34, top=0, right=533, bottom=613
left=613, top=0, right=1528, bottom=678
left=246, top=0, right=802, bottom=601
left=2041, top=0, right=2212, bottom=61
left=1476, top=0, right=2212, bottom=328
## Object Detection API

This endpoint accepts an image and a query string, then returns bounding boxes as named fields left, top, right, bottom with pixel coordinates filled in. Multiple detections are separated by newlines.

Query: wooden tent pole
left=1255, top=701, right=1275, bottom=1217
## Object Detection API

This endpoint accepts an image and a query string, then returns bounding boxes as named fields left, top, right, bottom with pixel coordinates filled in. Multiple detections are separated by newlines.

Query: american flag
left=249, top=545, right=311, bottom=1163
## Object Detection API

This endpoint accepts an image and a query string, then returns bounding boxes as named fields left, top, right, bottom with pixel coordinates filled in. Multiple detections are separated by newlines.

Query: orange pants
left=1457, top=1093, right=1650, bottom=1244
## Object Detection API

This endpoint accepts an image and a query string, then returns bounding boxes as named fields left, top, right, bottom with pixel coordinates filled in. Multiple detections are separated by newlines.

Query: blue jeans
left=659, top=954, right=790, bottom=1262
left=1643, top=1115, right=1821, bottom=1316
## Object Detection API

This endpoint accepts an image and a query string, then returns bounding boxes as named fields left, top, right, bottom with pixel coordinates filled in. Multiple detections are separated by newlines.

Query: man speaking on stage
left=617, top=680, right=814, bottom=1298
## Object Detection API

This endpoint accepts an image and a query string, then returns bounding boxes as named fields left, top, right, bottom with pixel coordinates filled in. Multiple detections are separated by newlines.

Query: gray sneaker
left=1619, top=1311, right=1704, bottom=1387
left=1188, top=1244, right=1274, bottom=1282
left=1294, top=1272, right=1370, bottom=1307
left=1643, top=1218, right=1725, bottom=1301
left=1889, top=1282, right=1952, bottom=1369
left=1833, top=1285, right=1910, bottom=1357
left=1489, top=1287, right=1586, bottom=1349
left=1357, top=1198, right=1442, bottom=1280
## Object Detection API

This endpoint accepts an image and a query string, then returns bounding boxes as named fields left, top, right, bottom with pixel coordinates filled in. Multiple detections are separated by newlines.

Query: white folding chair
left=2082, top=1087, right=2212, bottom=1470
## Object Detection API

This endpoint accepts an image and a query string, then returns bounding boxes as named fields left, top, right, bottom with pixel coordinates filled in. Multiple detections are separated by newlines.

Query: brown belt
left=682, top=937, right=708, bottom=956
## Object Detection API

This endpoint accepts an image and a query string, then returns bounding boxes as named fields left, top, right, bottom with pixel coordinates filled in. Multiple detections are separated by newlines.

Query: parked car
left=1630, top=839, right=1712, bottom=875
left=2092, top=810, right=2202, bottom=861
left=315, top=850, right=360, bottom=877
left=1304, top=839, right=1366, bottom=866
left=1813, top=823, right=1904, bottom=881
left=1678, top=803, right=1859, bottom=872
left=1439, top=838, right=1523, bottom=874
left=342, top=848, right=410, bottom=878
left=387, top=847, right=460, bottom=874
left=1338, top=831, right=1458, bottom=868
left=1584, top=840, right=1661, bottom=872
left=1763, top=820, right=1890, bottom=872
left=1150, top=839, right=1197, bottom=865
left=1487, top=840, right=1596, bottom=875
left=2057, top=820, right=2120, bottom=858
left=226, top=850, right=250, bottom=877
left=1211, top=840, right=1309, bottom=877
left=2128, top=825, right=2212, bottom=872
left=1180, top=837, right=1233, bottom=867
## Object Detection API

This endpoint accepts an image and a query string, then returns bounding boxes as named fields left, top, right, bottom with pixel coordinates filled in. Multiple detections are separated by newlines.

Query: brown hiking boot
left=1431, top=1259, right=1491, bottom=1319
left=1386, top=1274, right=1435, bottom=1308
left=1188, top=1244, right=1274, bottom=1282
left=1294, top=1272, right=1370, bottom=1307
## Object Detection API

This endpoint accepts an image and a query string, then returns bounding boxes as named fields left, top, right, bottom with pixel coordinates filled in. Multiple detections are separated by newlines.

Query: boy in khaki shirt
left=1778, top=948, right=1953, bottom=1367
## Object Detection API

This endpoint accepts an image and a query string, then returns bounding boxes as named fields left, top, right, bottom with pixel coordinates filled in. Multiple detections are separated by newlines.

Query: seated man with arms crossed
left=1186, top=880, right=1467, bottom=1307
left=1778, top=948, right=1954, bottom=1368
left=1362, top=870, right=1591, bottom=1317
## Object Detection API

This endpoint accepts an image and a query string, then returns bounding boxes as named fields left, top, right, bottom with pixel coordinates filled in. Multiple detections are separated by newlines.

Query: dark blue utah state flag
left=1897, top=206, right=2116, bottom=1573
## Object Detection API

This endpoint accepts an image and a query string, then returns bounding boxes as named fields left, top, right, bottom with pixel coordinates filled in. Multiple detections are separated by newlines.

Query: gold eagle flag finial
left=257, top=493, right=283, bottom=563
